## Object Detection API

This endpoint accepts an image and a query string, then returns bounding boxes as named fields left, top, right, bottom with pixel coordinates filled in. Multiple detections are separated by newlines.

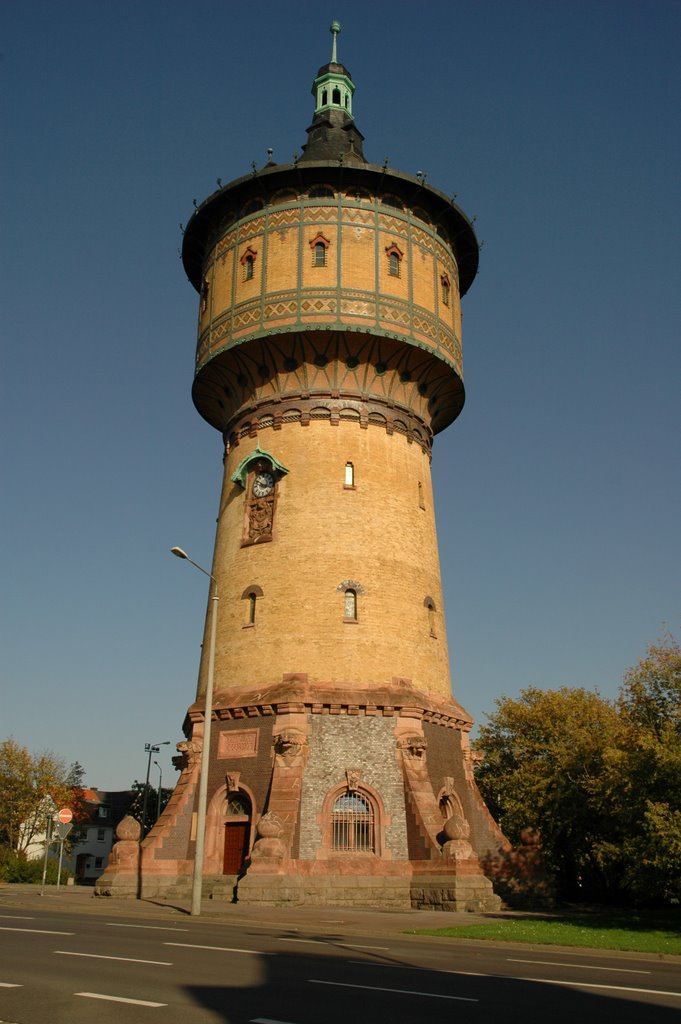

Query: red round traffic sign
left=57, top=807, right=73, bottom=824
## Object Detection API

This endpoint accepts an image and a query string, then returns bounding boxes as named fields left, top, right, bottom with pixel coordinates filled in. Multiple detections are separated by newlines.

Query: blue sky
left=2, top=1, right=679, bottom=791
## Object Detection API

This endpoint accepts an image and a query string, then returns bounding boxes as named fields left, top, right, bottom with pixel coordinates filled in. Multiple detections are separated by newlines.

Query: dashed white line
left=250, top=1019, right=300, bottom=1024
left=165, top=942, right=273, bottom=955
left=54, top=950, right=172, bottom=966
left=508, top=957, right=651, bottom=974
left=338, top=943, right=390, bottom=950
left=0, top=983, right=22, bottom=988
left=520, top=976, right=681, bottom=998
left=309, top=979, right=478, bottom=1002
left=0, top=916, right=34, bottom=921
left=348, top=960, right=484, bottom=977
left=0, top=927, right=73, bottom=935
left=75, top=992, right=166, bottom=1007
left=106, top=922, right=189, bottom=932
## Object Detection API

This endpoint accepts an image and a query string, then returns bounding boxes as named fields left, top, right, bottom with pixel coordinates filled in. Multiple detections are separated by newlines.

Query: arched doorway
left=223, top=793, right=251, bottom=874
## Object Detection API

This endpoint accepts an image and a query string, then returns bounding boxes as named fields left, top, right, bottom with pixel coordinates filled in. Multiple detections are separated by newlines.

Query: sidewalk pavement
left=0, top=883, right=516, bottom=939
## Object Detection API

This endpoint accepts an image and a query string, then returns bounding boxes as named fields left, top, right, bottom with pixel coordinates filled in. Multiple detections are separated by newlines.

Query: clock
left=252, top=471, right=275, bottom=497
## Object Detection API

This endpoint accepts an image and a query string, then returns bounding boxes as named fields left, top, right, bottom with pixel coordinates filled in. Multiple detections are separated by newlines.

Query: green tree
left=473, top=687, right=626, bottom=900
left=616, top=636, right=681, bottom=902
left=0, top=739, right=80, bottom=852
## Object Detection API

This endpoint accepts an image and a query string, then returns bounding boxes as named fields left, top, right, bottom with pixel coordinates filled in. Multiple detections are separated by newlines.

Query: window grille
left=332, top=792, right=375, bottom=852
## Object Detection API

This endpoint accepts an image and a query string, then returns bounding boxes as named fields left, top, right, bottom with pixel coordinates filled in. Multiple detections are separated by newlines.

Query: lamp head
left=170, top=547, right=188, bottom=559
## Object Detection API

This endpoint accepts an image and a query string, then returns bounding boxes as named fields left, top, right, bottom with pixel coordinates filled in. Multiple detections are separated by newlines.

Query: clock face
left=252, top=471, right=275, bottom=498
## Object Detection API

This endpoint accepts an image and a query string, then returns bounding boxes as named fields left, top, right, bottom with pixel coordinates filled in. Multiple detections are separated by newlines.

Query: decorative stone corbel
left=226, top=772, right=241, bottom=794
left=345, top=768, right=361, bottom=791
left=397, top=735, right=428, bottom=760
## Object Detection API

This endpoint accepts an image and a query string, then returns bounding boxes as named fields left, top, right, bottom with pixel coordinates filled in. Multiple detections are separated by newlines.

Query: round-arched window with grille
left=331, top=791, right=375, bottom=852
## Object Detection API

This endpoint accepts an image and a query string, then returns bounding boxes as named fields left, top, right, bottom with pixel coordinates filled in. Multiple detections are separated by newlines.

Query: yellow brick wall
left=195, top=421, right=453, bottom=701
left=199, top=199, right=461, bottom=359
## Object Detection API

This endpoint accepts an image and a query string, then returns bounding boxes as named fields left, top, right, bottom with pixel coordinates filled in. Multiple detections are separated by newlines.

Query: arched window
left=424, top=597, right=436, bottom=637
left=242, top=585, right=263, bottom=626
left=309, top=233, right=330, bottom=267
left=344, top=589, right=357, bottom=621
left=240, top=247, right=257, bottom=281
left=332, top=87, right=341, bottom=105
left=332, top=791, right=375, bottom=852
left=385, top=243, right=403, bottom=279
left=321, top=89, right=328, bottom=106
left=344, top=461, right=354, bottom=487
left=441, top=273, right=451, bottom=307
left=314, top=241, right=326, bottom=267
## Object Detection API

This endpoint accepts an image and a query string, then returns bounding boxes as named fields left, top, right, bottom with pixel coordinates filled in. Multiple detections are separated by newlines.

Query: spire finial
left=330, top=20, right=341, bottom=63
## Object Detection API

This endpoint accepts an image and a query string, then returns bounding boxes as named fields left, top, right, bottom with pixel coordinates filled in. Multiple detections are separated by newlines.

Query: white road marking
left=251, top=1019, right=300, bottom=1024
left=348, top=960, right=485, bottom=976
left=0, top=927, right=73, bottom=936
left=165, top=942, right=273, bottom=955
left=278, top=938, right=326, bottom=944
left=75, top=992, right=166, bottom=1007
left=520, top=976, right=681, bottom=998
left=309, top=979, right=478, bottom=1002
left=54, top=950, right=172, bottom=966
left=338, top=943, right=390, bottom=950
left=0, top=983, right=23, bottom=988
left=106, top=922, right=189, bottom=932
left=508, top=957, right=651, bottom=974
left=0, top=916, right=34, bottom=921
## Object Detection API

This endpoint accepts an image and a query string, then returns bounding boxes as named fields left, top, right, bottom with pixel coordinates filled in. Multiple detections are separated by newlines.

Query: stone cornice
left=184, top=675, right=474, bottom=732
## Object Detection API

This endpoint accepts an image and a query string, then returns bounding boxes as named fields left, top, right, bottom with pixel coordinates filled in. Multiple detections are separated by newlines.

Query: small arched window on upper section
left=242, top=585, right=263, bottom=627
left=200, top=278, right=210, bottom=315
left=385, top=243, right=404, bottom=279
left=240, top=247, right=257, bottom=281
left=332, top=87, right=341, bottom=105
left=424, top=596, right=437, bottom=638
left=309, top=232, right=330, bottom=268
left=441, top=273, right=451, bottom=307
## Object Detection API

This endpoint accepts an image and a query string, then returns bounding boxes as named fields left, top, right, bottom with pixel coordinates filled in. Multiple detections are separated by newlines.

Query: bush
left=0, top=845, right=70, bottom=884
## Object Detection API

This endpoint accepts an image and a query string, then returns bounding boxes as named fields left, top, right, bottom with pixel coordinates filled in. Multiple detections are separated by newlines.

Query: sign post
left=55, top=822, right=72, bottom=891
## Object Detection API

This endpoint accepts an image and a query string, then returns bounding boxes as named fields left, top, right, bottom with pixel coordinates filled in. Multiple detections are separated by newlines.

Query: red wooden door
left=223, top=821, right=248, bottom=874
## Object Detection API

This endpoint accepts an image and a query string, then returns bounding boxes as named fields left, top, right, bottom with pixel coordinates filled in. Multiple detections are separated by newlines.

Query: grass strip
left=410, top=912, right=681, bottom=955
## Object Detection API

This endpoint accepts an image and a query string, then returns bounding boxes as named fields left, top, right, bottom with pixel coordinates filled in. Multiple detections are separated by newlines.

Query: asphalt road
left=0, top=893, right=679, bottom=1023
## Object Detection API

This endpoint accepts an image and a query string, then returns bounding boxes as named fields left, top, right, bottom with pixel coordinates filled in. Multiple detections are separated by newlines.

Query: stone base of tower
left=97, top=676, right=508, bottom=911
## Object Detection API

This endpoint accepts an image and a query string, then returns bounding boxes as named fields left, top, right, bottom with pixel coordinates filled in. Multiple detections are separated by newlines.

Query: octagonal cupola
left=312, top=21, right=355, bottom=116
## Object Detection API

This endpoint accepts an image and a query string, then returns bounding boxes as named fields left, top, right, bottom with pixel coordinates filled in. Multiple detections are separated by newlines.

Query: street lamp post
left=154, top=760, right=163, bottom=820
left=171, top=546, right=218, bottom=917
left=141, top=740, right=170, bottom=836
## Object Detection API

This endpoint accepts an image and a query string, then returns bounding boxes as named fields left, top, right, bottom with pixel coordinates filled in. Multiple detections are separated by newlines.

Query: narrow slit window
left=344, top=461, right=354, bottom=487
left=248, top=592, right=257, bottom=624
left=388, top=251, right=400, bottom=277
left=418, top=481, right=425, bottom=509
left=441, top=274, right=451, bottom=306
left=244, top=254, right=254, bottom=280
left=424, top=597, right=437, bottom=637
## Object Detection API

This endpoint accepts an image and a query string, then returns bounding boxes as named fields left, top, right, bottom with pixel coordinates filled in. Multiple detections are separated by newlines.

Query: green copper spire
left=330, top=20, right=341, bottom=63
left=311, top=21, right=355, bottom=119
